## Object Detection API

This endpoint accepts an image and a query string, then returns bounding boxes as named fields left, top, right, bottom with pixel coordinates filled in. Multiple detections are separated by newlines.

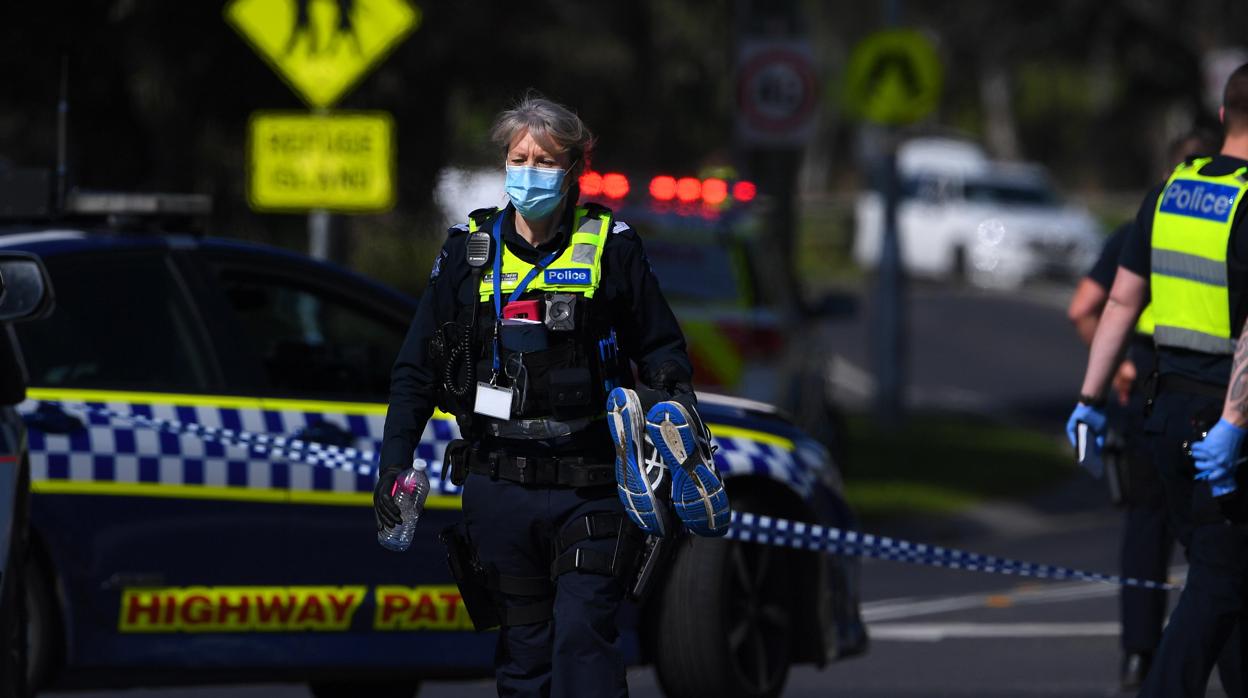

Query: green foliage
left=842, top=412, right=1073, bottom=521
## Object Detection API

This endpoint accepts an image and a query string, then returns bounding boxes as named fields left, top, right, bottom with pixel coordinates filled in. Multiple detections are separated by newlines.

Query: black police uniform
left=380, top=198, right=692, bottom=697
left=1120, top=155, right=1248, bottom=697
left=1088, top=224, right=1173, bottom=668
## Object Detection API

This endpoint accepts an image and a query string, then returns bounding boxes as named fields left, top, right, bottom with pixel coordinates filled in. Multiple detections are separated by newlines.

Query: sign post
left=734, top=35, right=818, bottom=319
left=226, top=0, right=420, bottom=258
left=843, top=26, right=942, bottom=426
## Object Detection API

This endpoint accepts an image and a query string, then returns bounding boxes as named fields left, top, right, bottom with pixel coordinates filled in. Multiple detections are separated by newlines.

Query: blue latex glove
left=1191, top=418, right=1247, bottom=498
left=1066, top=402, right=1107, bottom=477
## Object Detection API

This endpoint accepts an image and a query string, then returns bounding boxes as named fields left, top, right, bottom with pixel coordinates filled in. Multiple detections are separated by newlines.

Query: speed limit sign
left=736, top=39, right=818, bottom=147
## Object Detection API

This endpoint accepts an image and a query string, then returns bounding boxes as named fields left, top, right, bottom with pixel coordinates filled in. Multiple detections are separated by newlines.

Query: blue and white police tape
left=43, top=401, right=1179, bottom=592
left=63, top=403, right=378, bottom=475
left=727, top=512, right=1178, bottom=591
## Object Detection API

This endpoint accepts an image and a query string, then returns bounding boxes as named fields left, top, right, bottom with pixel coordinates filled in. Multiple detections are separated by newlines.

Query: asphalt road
left=820, top=279, right=1086, bottom=425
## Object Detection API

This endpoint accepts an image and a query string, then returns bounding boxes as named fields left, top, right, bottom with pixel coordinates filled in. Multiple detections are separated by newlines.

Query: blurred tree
left=1, top=0, right=1246, bottom=292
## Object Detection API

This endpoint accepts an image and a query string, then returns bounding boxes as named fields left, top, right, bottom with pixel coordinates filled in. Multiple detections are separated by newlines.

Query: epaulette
left=447, top=223, right=469, bottom=237
left=611, top=220, right=632, bottom=235
left=580, top=201, right=614, bottom=222
left=466, top=206, right=501, bottom=233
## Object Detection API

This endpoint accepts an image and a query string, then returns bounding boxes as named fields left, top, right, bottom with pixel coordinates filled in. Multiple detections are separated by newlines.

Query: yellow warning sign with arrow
left=844, top=29, right=943, bottom=126
left=226, top=0, right=420, bottom=110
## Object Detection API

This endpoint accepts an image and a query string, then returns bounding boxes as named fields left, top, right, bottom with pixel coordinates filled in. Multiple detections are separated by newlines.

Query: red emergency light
left=602, top=173, right=630, bottom=199
left=649, top=175, right=676, bottom=201
left=702, top=178, right=728, bottom=205
left=579, top=171, right=603, bottom=196
left=732, top=181, right=757, bottom=202
left=675, top=177, right=702, bottom=203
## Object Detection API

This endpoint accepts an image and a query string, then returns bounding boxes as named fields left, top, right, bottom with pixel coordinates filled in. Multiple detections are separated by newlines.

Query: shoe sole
left=646, top=402, right=730, bottom=536
left=608, top=388, right=667, bottom=537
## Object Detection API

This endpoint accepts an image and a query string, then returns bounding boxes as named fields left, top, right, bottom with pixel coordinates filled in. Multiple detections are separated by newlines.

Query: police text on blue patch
left=545, top=268, right=591, bottom=284
left=1160, top=179, right=1240, bottom=223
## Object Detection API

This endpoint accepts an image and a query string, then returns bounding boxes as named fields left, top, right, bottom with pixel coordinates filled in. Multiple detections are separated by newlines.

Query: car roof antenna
left=54, top=55, right=69, bottom=217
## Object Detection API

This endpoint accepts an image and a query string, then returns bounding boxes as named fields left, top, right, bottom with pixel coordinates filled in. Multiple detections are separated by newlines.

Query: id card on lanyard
left=473, top=213, right=566, bottom=420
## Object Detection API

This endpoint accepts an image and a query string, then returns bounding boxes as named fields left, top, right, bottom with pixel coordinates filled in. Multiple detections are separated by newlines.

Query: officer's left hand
left=1066, top=402, right=1107, bottom=477
left=1191, top=418, right=1248, bottom=497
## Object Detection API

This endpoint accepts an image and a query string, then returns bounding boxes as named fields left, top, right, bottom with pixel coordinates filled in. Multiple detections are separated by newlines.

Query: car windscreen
left=215, top=268, right=408, bottom=401
left=15, top=252, right=214, bottom=391
left=963, top=179, right=1058, bottom=206
left=643, top=239, right=744, bottom=304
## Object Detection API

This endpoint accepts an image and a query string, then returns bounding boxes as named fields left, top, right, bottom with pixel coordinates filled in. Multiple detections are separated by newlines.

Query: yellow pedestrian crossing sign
left=226, top=0, right=421, bottom=109
left=844, top=29, right=943, bottom=126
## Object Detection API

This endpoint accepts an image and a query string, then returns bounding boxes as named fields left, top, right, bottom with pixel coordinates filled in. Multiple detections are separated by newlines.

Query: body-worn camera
left=545, top=294, right=577, bottom=331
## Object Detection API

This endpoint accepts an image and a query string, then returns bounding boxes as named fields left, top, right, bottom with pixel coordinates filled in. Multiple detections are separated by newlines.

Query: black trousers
left=462, top=473, right=629, bottom=698
left=1118, top=386, right=1173, bottom=653
left=1139, top=390, right=1248, bottom=698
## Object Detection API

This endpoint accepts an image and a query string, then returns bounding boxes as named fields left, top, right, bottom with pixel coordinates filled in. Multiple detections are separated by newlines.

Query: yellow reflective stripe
left=682, top=320, right=744, bottom=389
left=26, top=387, right=459, bottom=423
left=30, top=387, right=263, bottom=410
left=1149, top=160, right=1248, bottom=345
left=1135, top=304, right=1155, bottom=336
left=710, top=423, right=794, bottom=451
left=31, top=479, right=462, bottom=509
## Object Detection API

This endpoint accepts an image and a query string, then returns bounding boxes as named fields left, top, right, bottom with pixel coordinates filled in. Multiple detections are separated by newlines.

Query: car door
left=14, top=246, right=300, bottom=670
left=198, top=250, right=490, bottom=675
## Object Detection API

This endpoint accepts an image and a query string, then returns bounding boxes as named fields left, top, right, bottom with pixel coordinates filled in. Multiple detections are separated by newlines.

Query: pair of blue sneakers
left=606, top=387, right=731, bottom=538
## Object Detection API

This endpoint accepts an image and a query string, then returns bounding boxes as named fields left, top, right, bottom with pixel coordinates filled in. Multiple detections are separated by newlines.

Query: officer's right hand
left=1066, top=402, right=1107, bottom=473
left=374, top=468, right=403, bottom=531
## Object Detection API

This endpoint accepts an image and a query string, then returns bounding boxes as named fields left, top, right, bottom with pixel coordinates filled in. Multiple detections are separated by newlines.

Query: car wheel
left=1, top=455, right=30, bottom=698
left=654, top=533, right=793, bottom=698
left=0, top=519, right=27, bottom=698
left=308, top=680, right=420, bottom=698
left=24, top=553, right=57, bottom=692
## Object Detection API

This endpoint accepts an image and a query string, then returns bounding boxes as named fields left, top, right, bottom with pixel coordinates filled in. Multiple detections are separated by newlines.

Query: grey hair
left=490, top=93, right=595, bottom=170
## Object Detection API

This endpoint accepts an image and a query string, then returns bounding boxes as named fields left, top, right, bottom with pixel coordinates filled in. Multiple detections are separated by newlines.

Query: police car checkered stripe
left=727, top=512, right=1177, bottom=591
left=23, top=399, right=814, bottom=500
left=22, top=399, right=460, bottom=497
left=710, top=435, right=815, bottom=496
left=23, top=399, right=1172, bottom=591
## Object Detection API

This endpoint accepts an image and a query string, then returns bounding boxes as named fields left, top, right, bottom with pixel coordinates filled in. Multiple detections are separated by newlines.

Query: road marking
left=869, top=621, right=1120, bottom=642
left=862, top=566, right=1187, bottom=623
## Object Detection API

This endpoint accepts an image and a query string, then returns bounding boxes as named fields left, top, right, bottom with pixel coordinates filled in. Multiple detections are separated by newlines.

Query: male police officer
left=374, top=95, right=728, bottom=697
left=1067, top=131, right=1220, bottom=690
left=1069, top=64, right=1248, bottom=696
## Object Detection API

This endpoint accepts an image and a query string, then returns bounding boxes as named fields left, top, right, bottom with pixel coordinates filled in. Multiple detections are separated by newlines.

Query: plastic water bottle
left=377, top=463, right=430, bottom=552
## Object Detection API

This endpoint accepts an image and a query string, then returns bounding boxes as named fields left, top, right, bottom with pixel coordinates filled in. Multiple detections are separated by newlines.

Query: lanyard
left=490, top=213, right=567, bottom=375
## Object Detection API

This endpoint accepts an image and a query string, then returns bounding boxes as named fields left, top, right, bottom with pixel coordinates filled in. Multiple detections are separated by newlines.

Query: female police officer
left=374, top=94, right=729, bottom=697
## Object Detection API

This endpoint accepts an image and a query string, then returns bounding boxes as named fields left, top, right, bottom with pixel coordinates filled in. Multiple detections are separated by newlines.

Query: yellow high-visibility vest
left=1150, top=158, right=1248, bottom=354
left=1136, top=304, right=1154, bottom=336
left=472, top=206, right=612, bottom=301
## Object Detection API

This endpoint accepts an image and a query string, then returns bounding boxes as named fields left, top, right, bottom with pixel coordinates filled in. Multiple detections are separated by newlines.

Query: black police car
left=4, top=192, right=865, bottom=698
left=0, top=251, right=56, bottom=697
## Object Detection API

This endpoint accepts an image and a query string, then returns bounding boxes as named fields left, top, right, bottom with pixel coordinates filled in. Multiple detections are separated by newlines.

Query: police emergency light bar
left=578, top=171, right=757, bottom=206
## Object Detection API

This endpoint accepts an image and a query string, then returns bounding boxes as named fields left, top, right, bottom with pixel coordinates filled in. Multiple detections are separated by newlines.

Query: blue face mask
left=505, top=165, right=568, bottom=220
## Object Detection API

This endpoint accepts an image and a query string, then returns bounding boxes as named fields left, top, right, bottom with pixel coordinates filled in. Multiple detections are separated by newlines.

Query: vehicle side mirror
left=0, top=253, right=54, bottom=323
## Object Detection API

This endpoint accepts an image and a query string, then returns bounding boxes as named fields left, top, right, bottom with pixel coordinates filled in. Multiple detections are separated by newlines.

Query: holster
left=444, top=439, right=471, bottom=487
left=628, top=531, right=675, bottom=602
left=439, top=523, right=501, bottom=631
